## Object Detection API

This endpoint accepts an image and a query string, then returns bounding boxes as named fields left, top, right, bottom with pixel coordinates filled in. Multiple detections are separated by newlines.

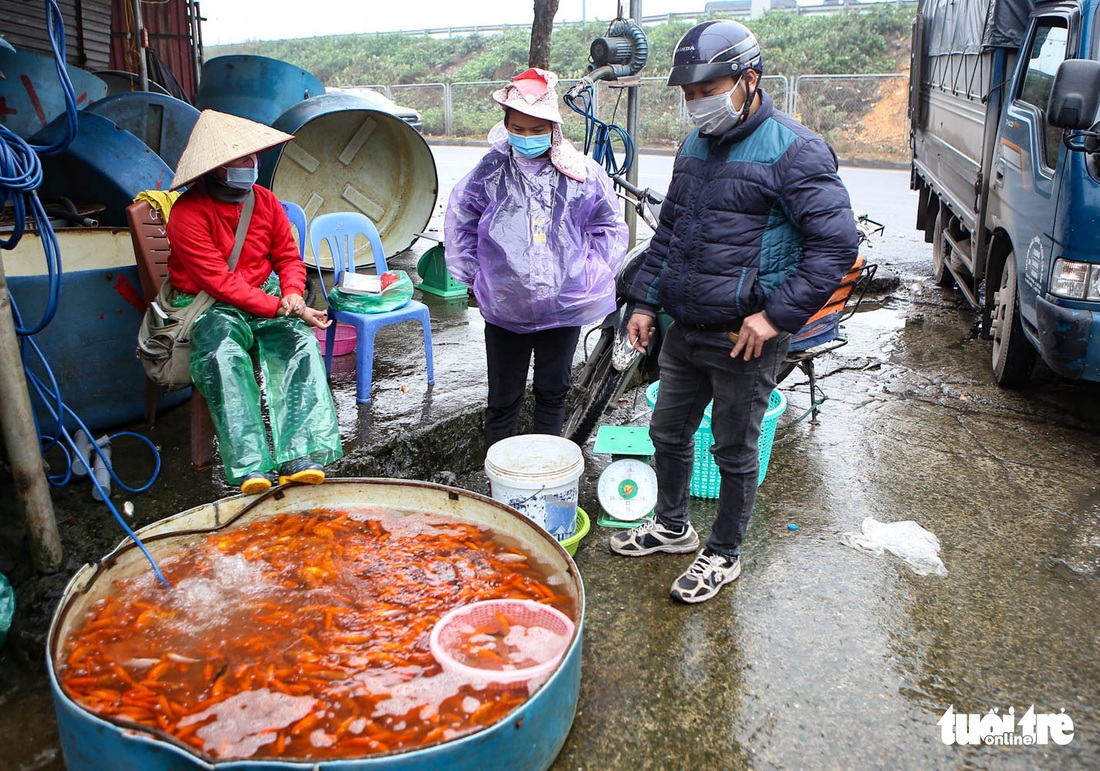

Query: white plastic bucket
left=484, top=435, right=584, bottom=542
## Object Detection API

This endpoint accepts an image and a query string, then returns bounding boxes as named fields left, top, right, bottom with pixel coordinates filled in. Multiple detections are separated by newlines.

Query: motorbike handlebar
left=611, top=174, right=664, bottom=207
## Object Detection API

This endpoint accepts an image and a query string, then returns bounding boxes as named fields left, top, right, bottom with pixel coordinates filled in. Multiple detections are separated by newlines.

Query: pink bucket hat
left=492, top=68, right=564, bottom=123
left=492, top=68, right=587, bottom=182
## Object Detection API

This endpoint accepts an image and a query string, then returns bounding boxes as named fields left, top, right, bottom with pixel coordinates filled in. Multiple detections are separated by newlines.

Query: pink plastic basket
left=315, top=323, right=357, bottom=356
left=429, top=599, right=575, bottom=685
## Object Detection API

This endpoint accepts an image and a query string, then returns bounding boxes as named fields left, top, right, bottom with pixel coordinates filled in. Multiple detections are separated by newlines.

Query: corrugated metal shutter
left=0, top=0, right=113, bottom=70
left=0, top=1, right=199, bottom=102
left=108, top=0, right=200, bottom=102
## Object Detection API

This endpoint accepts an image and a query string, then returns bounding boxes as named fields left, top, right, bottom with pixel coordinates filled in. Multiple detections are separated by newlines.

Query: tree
left=529, top=0, right=560, bottom=69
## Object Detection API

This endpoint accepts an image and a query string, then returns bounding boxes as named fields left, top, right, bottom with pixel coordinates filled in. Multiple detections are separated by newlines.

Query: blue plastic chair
left=308, top=211, right=435, bottom=404
left=279, top=200, right=307, bottom=258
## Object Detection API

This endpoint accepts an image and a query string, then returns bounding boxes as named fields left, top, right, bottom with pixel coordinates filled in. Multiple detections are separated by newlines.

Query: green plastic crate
left=645, top=381, right=787, bottom=498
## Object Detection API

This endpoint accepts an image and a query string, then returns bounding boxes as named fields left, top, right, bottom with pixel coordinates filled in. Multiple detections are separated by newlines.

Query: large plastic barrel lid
left=263, top=92, right=438, bottom=262
left=0, top=47, right=108, bottom=139
left=92, top=70, right=171, bottom=97
left=29, top=112, right=174, bottom=228
left=197, top=55, right=326, bottom=126
left=84, top=92, right=200, bottom=171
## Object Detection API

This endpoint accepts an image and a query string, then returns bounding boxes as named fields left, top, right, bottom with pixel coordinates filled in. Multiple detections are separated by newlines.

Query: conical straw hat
left=170, top=110, right=295, bottom=190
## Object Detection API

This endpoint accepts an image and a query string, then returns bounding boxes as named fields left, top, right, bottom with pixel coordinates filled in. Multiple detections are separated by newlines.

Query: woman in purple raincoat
left=445, top=68, right=629, bottom=449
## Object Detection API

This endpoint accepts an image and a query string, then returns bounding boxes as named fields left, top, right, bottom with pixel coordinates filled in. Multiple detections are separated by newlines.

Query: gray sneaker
left=670, top=549, right=742, bottom=604
left=608, top=518, right=700, bottom=556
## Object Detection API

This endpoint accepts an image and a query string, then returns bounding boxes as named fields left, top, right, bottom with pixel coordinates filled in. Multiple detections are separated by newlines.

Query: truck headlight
left=1050, top=259, right=1096, bottom=300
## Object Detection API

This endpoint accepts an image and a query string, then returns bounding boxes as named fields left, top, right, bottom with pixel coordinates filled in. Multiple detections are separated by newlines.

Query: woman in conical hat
left=166, top=110, right=342, bottom=493
left=444, top=68, right=629, bottom=450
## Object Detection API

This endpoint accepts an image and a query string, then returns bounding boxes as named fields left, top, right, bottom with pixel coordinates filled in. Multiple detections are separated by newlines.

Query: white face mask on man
left=685, top=82, right=745, bottom=136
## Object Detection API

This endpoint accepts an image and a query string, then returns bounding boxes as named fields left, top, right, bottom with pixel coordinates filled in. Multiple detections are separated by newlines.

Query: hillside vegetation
left=206, top=9, right=914, bottom=157
left=207, top=8, right=914, bottom=86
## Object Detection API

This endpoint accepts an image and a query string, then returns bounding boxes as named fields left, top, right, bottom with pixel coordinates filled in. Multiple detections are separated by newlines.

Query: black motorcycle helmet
left=666, top=20, right=763, bottom=87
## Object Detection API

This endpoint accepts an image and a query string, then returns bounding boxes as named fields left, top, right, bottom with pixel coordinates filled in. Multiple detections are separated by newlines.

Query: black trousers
left=483, top=322, right=581, bottom=449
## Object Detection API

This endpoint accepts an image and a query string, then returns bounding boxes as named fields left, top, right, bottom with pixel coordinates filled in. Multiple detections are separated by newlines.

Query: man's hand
left=626, top=312, right=657, bottom=353
left=729, top=311, right=779, bottom=361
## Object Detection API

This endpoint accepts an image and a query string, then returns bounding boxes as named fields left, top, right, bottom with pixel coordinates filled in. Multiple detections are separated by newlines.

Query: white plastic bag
left=839, top=516, right=948, bottom=576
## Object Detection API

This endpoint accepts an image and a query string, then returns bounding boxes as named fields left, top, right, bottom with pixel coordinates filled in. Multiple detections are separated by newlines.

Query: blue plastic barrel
left=48, top=479, right=584, bottom=771
left=197, top=55, right=326, bottom=126
left=5, top=228, right=190, bottom=431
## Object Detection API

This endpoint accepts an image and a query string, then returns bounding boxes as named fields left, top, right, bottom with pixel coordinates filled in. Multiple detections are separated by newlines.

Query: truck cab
left=911, top=0, right=1100, bottom=385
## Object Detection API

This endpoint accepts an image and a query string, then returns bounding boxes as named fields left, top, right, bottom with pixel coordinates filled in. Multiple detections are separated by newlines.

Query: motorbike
left=563, top=175, right=665, bottom=445
left=563, top=175, right=882, bottom=445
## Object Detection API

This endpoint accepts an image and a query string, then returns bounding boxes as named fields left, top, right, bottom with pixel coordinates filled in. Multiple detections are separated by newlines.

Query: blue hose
left=13, top=299, right=171, bottom=588
left=564, top=81, right=636, bottom=178
left=34, top=0, right=80, bottom=158
left=0, top=0, right=77, bottom=334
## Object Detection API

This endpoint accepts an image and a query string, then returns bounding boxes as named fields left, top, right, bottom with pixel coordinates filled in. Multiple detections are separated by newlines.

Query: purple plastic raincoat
left=444, top=124, right=629, bottom=334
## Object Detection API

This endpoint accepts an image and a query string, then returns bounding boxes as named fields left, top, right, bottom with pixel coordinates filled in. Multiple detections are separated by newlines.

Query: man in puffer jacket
left=610, top=20, right=858, bottom=603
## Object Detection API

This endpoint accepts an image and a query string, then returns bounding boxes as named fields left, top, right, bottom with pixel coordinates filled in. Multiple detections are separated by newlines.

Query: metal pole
left=0, top=259, right=62, bottom=572
left=190, top=0, right=204, bottom=97
left=443, top=83, right=454, bottom=137
left=131, top=0, right=149, bottom=92
left=625, top=0, right=643, bottom=249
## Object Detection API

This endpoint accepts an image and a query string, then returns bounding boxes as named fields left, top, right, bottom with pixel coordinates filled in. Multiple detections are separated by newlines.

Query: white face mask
left=686, top=85, right=742, bottom=136
left=223, top=165, right=258, bottom=190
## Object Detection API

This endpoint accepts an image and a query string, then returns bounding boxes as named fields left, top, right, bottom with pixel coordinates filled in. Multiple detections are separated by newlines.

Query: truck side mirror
left=1048, top=59, right=1100, bottom=129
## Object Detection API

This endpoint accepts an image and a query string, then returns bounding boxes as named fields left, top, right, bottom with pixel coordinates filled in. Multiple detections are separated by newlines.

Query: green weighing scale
left=414, top=234, right=469, bottom=299
left=593, top=426, right=659, bottom=528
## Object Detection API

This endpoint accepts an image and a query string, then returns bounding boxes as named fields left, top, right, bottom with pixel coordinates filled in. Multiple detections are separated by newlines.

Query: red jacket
left=166, top=183, right=305, bottom=318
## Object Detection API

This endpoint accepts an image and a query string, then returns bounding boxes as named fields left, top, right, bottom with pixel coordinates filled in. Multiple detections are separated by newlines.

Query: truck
left=909, top=0, right=1100, bottom=385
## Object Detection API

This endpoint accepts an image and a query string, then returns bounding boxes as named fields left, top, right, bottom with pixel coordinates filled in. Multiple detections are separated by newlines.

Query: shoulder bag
left=136, top=191, right=255, bottom=390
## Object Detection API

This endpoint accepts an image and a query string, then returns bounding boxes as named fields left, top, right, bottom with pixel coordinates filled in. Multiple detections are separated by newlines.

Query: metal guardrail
left=364, top=72, right=910, bottom=164
left=374, top=1, right=918, bottom=38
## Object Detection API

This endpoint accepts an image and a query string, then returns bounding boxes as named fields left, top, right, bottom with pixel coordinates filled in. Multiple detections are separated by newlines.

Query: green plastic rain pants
left=180, top=286, right=342, bottom=485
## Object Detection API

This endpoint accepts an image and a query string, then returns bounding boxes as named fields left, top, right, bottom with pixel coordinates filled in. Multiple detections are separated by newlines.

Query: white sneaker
left=670, top=549, right=742, bottom=604
left=608, top=518, right=700, bottom=556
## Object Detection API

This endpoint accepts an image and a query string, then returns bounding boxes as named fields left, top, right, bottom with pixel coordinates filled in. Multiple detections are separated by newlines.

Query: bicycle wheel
left=564, top=330, right=646, bottom=446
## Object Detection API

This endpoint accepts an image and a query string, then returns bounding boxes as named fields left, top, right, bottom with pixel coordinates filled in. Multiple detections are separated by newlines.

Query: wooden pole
left=0, top=258, right=63, bottom=572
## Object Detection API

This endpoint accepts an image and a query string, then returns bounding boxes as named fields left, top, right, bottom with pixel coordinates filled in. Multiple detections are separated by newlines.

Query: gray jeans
left=650, top=322, right=789, bottom=559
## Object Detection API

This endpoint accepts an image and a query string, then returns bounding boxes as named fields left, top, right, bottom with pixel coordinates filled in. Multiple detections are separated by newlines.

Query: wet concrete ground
left=2, top=159, right=1098, bottom=769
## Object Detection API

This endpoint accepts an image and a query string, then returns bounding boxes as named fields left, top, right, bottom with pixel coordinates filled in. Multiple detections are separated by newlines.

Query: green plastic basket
left=645, top=382, right=787, bottom=499
left=560, top=507, right=590, bottom=556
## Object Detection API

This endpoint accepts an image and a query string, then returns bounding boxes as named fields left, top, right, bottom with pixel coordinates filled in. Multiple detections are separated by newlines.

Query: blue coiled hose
left=564, top=81, right=636, bottom=178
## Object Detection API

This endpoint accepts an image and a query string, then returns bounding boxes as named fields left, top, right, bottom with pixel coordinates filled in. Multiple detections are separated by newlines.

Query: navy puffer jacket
left=625, top=91, right=858, bottom=333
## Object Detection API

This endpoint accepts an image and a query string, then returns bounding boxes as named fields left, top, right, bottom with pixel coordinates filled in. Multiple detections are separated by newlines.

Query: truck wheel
left=991, top=255, right=1036, bottom=386
left=931, top=210, right=956, bottom=288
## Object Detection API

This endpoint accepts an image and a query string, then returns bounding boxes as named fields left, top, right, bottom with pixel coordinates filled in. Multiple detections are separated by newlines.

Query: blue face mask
left=223, top=165, right=258, bottom=190
left=508, top=131, right=552, bottom=159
